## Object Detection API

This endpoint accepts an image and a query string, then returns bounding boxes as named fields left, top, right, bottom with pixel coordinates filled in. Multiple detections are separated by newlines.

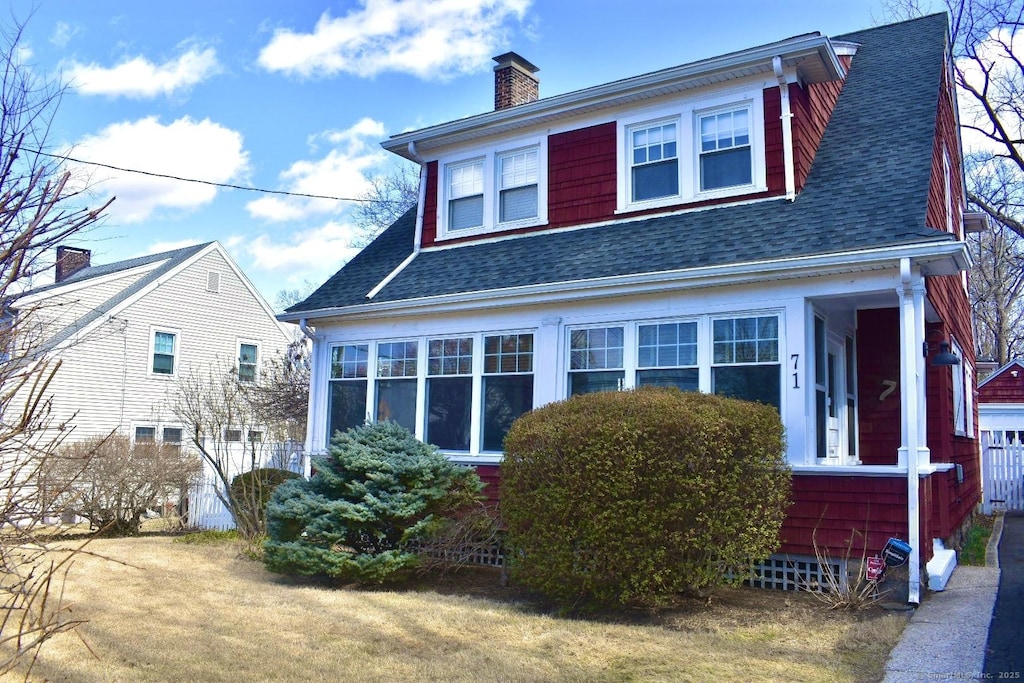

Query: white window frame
left=496, top=146, right=541, bottom=228
left=149, top=327, right=180, bottom=378
left=437, top=137, right=547, bottom=240
left=134, top=425, right=157, bottom=443
left=627, top=118, right=680, bottom=204
left=617, top=86, right=766, bottom=213
left=696, top=103, right=755, bottom=195
left=951, top=338, right=967, bottom=436
left=324, top=331, right=537, bottom=457
left=237, top=339, right=260, bottom=383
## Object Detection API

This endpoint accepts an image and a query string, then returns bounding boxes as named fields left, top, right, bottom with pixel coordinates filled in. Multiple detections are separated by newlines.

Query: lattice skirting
left=745, top=554, right=847, bottom=592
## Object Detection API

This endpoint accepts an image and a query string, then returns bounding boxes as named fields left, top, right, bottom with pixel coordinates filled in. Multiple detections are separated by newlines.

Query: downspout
left=366, top=142, right=428, bottom=299
left=298, top=318, right=315, bottom=341
left=898, top=257, right=924, bottom=605
left=772, top=56, right=796, bottom=201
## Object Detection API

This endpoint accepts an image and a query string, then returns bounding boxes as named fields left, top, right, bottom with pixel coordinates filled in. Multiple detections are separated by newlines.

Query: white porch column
left=897, top=258, right=927, bottom=604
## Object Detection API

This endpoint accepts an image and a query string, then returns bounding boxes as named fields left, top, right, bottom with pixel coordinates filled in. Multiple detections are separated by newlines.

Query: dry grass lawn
left=4, top=534, right=908, bottom=682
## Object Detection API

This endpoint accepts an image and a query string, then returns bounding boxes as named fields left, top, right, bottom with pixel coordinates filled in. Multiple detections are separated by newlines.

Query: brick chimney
left=493, top=52, right=539, bottom=110
left=55, top=246, right=91, bottom=283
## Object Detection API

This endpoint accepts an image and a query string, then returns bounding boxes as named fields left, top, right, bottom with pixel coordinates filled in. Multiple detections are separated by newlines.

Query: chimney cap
left=493, top=52, right=539, bottom=75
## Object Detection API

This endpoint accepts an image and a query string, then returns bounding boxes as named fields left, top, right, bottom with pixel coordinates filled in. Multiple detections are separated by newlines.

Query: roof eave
left=280, top=239, right=966, bottom=324
left=383, top=34, right=844, bottom=159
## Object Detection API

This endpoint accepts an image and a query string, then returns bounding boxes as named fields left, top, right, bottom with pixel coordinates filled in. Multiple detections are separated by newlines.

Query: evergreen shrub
left=263, top=421, right=482, bottom=583
left=229, top=467, right=301, bottom=538
left=500, top=387, right=790, bottom=611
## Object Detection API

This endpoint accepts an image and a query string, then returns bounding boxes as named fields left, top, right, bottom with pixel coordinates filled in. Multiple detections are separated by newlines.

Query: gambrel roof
left=286, top=14, right=958, bottom=318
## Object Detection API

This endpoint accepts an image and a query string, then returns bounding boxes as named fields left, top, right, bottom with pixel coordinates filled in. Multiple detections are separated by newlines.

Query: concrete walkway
left=984, top=512, right=1024, bottom=677
left=882, top=516, right=1004, bottom=682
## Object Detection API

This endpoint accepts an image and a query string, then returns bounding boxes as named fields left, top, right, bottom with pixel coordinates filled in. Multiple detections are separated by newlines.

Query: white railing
left=981, top=431, right=1024, bottom=513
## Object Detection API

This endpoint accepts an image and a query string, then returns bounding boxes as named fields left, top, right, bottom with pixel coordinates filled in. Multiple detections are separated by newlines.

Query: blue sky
left=16, top=0, right=896, bottom=306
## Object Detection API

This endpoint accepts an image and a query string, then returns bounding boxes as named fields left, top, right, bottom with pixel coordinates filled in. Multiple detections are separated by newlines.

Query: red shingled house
left=281, top=14, right=984, bottom=601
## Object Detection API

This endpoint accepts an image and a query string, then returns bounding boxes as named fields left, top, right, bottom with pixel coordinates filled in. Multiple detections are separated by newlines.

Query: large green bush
left=501, top=388, right=790, bottom=610
left=263, top=421, right=482, bottom=583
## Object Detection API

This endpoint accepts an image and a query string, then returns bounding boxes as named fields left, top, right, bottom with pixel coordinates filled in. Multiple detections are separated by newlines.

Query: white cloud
left=257, top=0, right=531, bottom=80
left=246, top=117, right=387, bottom=222
left=50, top=21, right=80, bottom=48
left=232, top=221, right=362, bottom=276
left=66, top=45, right=220, bottom=99
left=146, top=239, right=204, bottom=254
left=70, top=115, right=249, bottom=223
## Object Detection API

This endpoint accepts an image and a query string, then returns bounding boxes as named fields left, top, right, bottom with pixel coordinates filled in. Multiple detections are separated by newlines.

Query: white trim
left=237, top=338, right=260, bottom=383
left=435, top=136, right=548, bottom=240
left=148, top=326, right=180, bottom=378
left=383, top=34, right=843, bottom=158
left=283, top=241, right=970, bottom=323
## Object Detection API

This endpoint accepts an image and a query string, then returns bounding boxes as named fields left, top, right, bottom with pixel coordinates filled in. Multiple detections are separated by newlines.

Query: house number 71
left=791, top=354, right=799, bottom=389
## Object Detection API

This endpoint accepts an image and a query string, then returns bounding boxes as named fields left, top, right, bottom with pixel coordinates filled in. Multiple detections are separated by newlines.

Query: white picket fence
left=981, top=431, right=1024, bottom=513
left=186, top=442, right=304, bottom=531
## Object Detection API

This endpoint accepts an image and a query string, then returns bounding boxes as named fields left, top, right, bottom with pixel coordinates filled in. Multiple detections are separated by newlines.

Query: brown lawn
left=4, top=535, right=907, bottom=682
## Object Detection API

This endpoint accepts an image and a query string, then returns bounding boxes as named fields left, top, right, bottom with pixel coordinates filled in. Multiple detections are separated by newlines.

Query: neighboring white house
left=7, top=242, right=297, bottom=528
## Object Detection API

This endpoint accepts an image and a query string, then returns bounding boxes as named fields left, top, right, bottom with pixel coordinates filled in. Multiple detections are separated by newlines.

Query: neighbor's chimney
left=493, top=52, right=539, bottom=110
left=55, top=246, right=91, bottom=283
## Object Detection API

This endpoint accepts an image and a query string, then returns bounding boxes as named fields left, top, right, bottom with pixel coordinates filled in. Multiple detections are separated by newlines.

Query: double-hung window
left=238, top=343, right=258, bottom=382
left=498, top=148, right=539, bottom=223
left=951, top=339, right=967, bottom=436
left=328, top=344, right=368, bottom=439
left=699, top=107, right=752, bottom=191
left=482, top=334, right=534, bottom=451
left=151, top=330, right=177, bottom=375
left=376, top=340, right=418, bottom=433
left=568, top=327, right=624, bottom=396
left=134, top=426, right=156, bottom=443
left=630, top=121, right=679, bottom=202
left=426, top=337, right=474, bottom=451
left=711, top=315, right=780, bottom=409
left=447, top=160, right=484, bottom=231
left=637, top=321, right=699, bottom=392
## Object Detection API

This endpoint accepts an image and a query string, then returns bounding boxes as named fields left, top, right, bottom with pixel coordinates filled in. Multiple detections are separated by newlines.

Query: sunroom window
left=328, top=344, right=368, bottom=440
left=498, top=148, right=538, bottom=223
left=426, top=337, right=474, bottom=451
left=711, top=316, right=780, bottom=409
left=375, top=340, right=418, bottom=433
left=637, top=321, right=698, bottom=392
left=631, top=121, right=679, bottom=202
left=699, top=108, right=752, bottom=191
left=447, top=160, right=484, bottom=231
left=568, top=327, right=625, bottom=396
left=482, top=334, right=534, bottom=451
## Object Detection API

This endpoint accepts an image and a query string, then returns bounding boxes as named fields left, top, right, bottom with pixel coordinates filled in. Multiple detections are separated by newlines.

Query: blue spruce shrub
left=263, top=421, right=482, bottom=583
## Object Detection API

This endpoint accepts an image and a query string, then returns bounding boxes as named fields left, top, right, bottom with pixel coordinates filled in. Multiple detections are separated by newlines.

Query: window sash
left=630, top=122, right=679, bottom=202
left=376, top=378, right=417, bottom=433
left=699, top=108, right=752, bottom=191
left=426, top=376, right=472, bottom=451
left=135, top=427, right=156, bottom=442
left=239, top=343, right=258, bottom=382
left=330, top=344, right=368, bottom=379
left=153, top=332, right=176, bottom=375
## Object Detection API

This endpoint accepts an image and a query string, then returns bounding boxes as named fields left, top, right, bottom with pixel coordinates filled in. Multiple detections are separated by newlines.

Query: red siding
left=763, top=87, right=785, bottom=194
left=789, top=74, right=845, bottom=193
left=856, top=308, right=901, bottom=466
left=421, top=160, right=439, bottom=246
left=978, top=362, right=1024, bottom=403
left=547, top=122, right=618, bottom=226
left=474, top=463, right=501, bottom=507
left=781, top=474, right=907, bottom=557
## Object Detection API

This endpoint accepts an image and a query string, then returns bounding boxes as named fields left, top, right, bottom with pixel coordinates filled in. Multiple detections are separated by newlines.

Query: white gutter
left=773, top=56, right=796, bottom=201
left=366, top=142, right=427, bottom=300
left=383, top=35, right=843, bottom=157
left=897, top=257, right=924, bottom=605
left=298, top=318, right=316, bottom=341
left=279, top=240, right=969, bottom=323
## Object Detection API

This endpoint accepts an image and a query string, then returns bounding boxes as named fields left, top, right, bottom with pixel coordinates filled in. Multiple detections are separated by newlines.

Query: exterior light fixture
left=922, top=340, right=960, bottom=367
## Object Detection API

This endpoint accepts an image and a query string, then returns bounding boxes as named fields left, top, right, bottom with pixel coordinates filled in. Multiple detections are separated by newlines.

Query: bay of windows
left=327, top=333, right=535, bottom=454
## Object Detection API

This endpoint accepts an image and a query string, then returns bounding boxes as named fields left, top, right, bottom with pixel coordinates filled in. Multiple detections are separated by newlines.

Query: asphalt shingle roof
left=290, top=14, right=952, bottom=314
left=24, top=242, right=212, bottom=350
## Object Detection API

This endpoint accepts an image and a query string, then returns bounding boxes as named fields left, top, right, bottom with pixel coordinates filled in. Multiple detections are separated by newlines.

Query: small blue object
left=881, top=537, right=912, bottom=567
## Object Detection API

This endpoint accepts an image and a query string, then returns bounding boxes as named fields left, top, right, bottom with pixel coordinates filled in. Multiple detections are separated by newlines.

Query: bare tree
left=171, top=354, right=306, bottom=540
left=274, top=280, right=319, bottom=312
left=0, top=15, right=113, bottom=675
left=42, top=436, right=202, bottom=536
left=351, top=163, right=420, bottom=248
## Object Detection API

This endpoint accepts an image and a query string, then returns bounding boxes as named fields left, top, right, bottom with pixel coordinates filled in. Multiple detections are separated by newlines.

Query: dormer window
left=631, top=121, right=679, bottom=201
left=438, top=138, right=547, bottom=239
left=699, top=107, right=752, bottom=191
left=498, top=148, right=539, bottom=222
left=447, top=159, right=485, bottom=231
